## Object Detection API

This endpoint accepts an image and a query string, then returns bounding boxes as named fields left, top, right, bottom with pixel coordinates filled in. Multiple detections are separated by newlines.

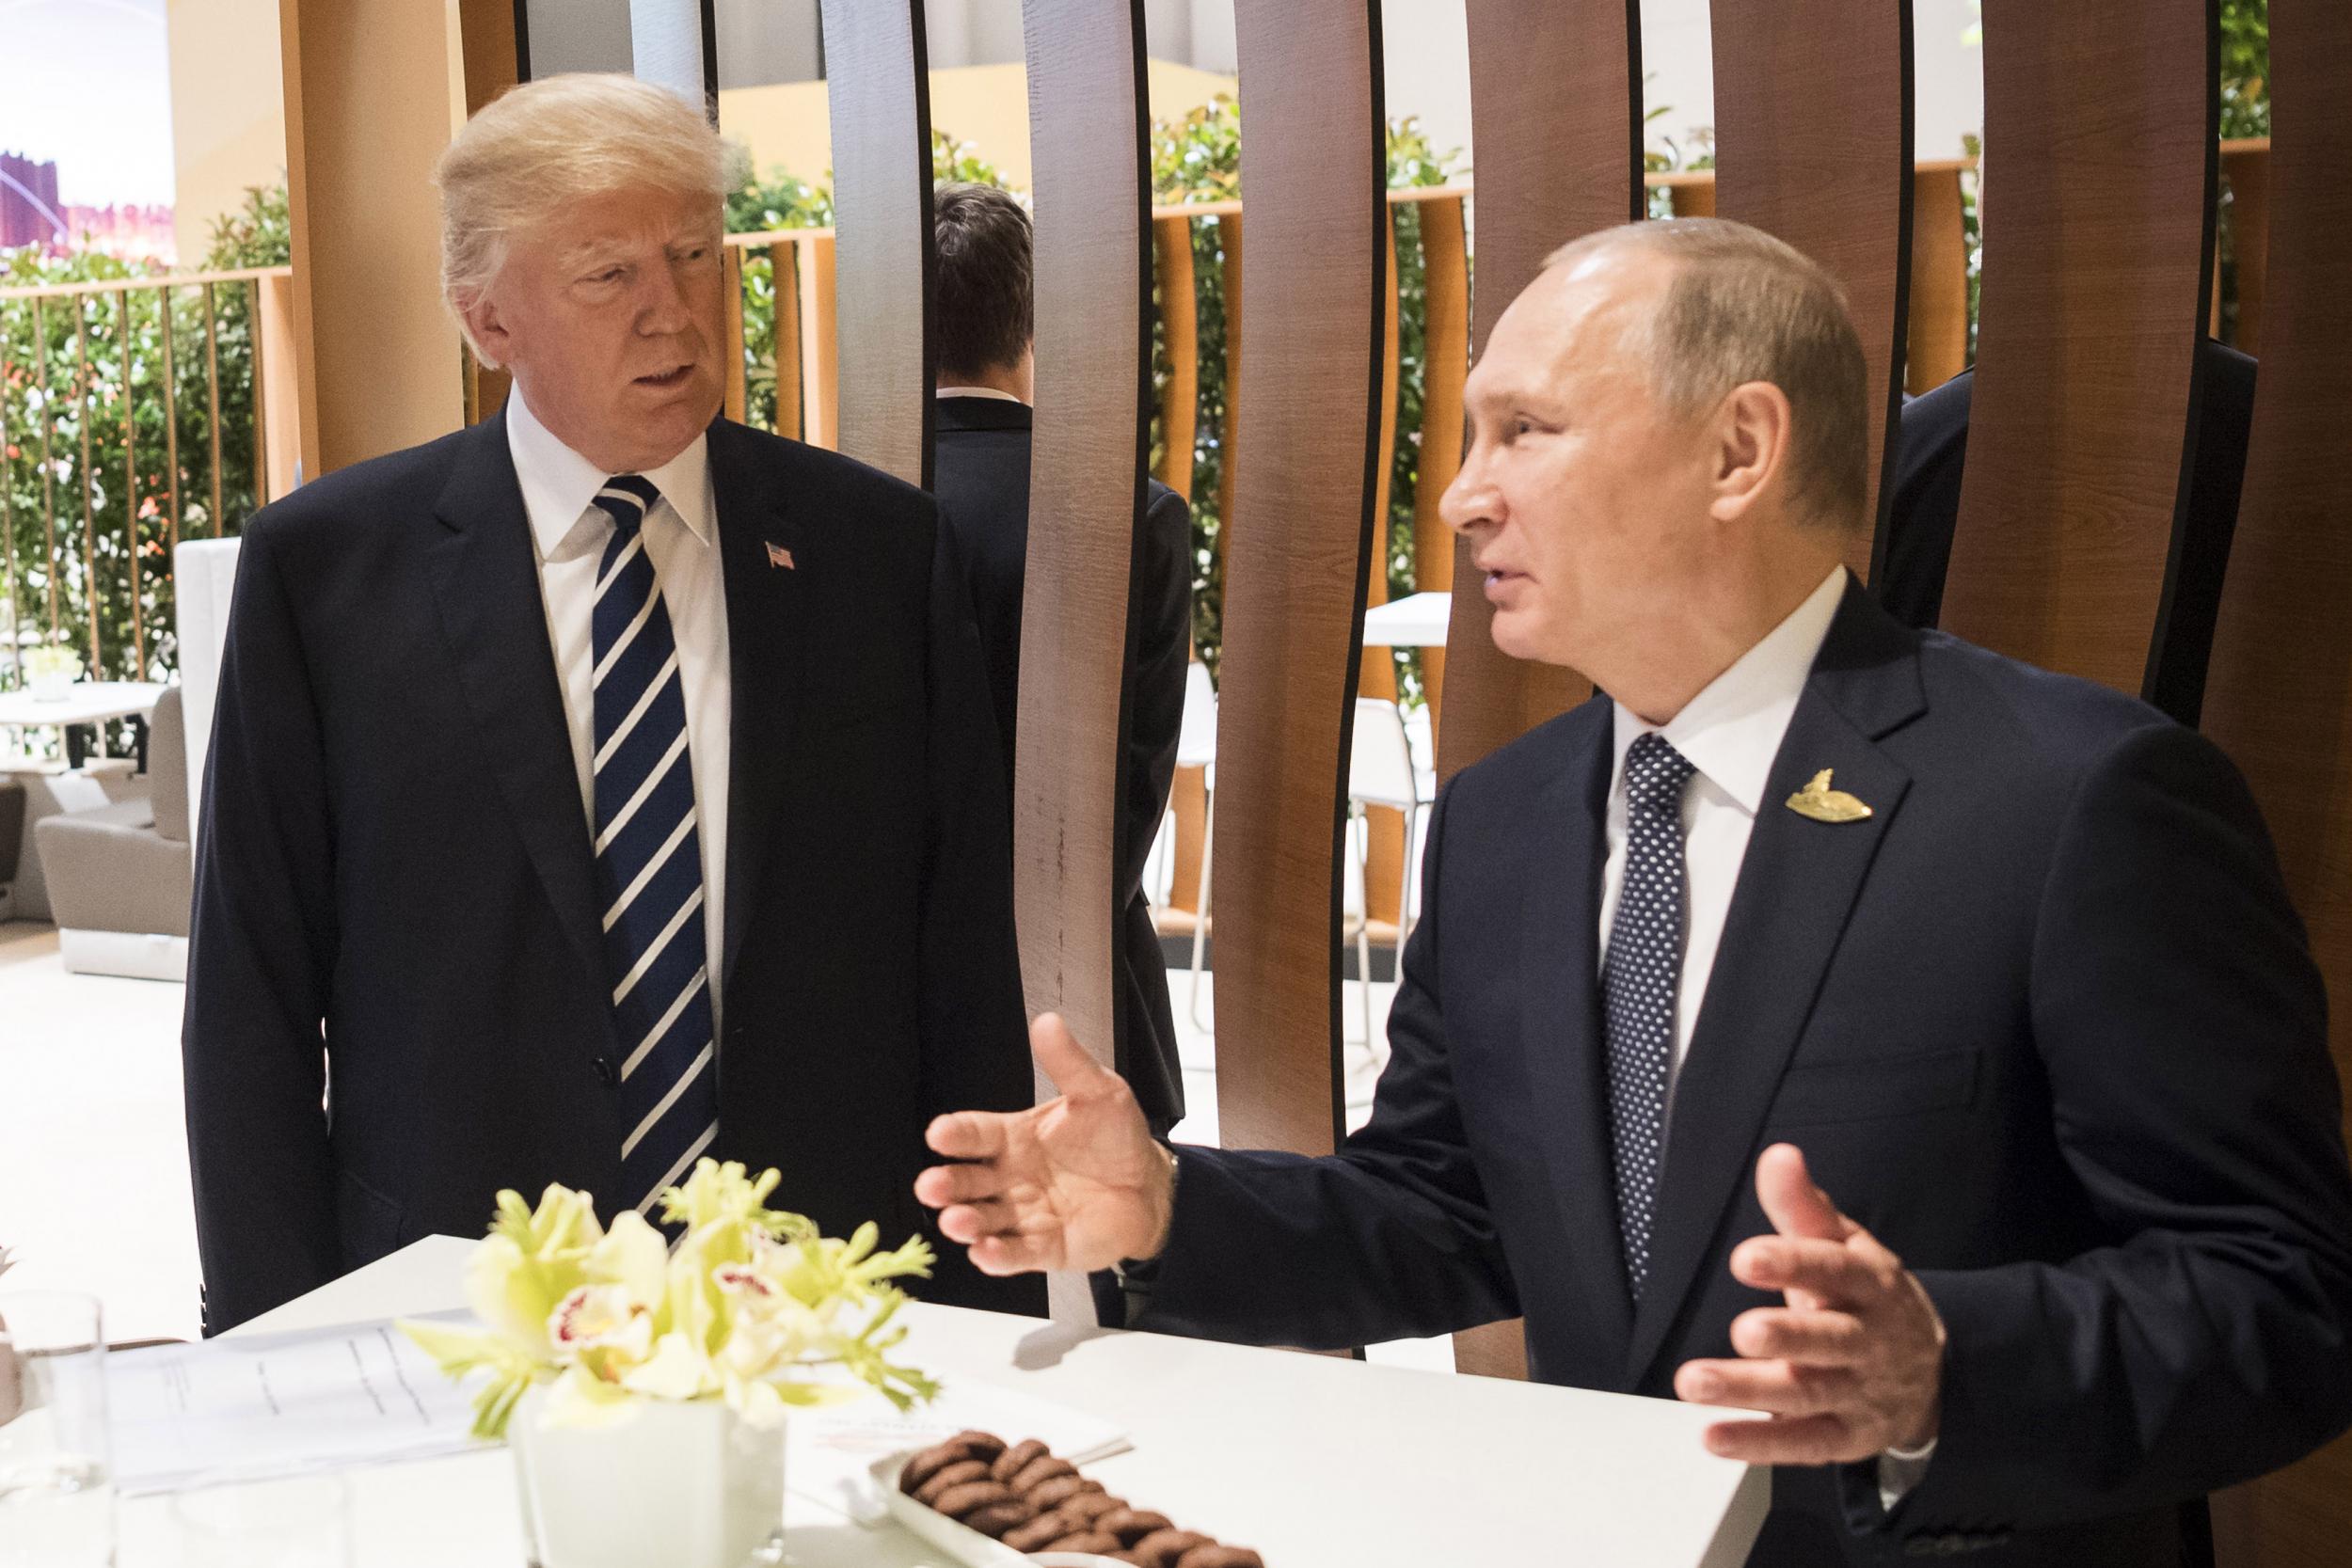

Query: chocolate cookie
left=1047, top=1530, right=1123, bottom=1555
left=1003, top=1508, right=1086, bottom=1552
left=990, top=1437, right=1051, bottom=1483
left=960, top=1497, right=1037, bottom=1538
left=1176, top=1548, right=1266, bottom=1568
left=1098, top=1508, right=1175, bottom=1545
left=1061, top=1489, right=1126, bottom=1523
left=1009, top=1454, right=1080, bottom=1493
left=948, top=1429, right=1008, bottom=1461
left=912, top=1459, right=990, bottom=1505
left=899, top=1438, right=983, bottom=1493
left=929, top=1479, right=1014, bottom=1522
left=1126, top=1528, right=1214, bottom=1567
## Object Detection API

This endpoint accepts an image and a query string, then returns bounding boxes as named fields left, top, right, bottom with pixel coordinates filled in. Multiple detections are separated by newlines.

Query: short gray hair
left=435, top=74, right=743, bottom=350
left=1546, top=218, right=1870, bottom=531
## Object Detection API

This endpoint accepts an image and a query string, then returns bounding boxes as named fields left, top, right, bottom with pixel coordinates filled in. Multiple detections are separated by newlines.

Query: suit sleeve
left=1896, top=722, right=2352, bottom=1532
left=916, top=507, right=1045, bottom=1314
left=181, top=515, right=342, bottom=1334
left=1116, top=486, right=1193, bottom=911
left=1138, top=782, right=1520, bottom=1348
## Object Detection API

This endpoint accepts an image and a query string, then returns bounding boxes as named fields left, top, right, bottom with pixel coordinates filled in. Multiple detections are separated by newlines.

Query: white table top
left=119, top=1237, right=1765, bottom=1567
left=1361, top=592, right=1451, bottom=648
left=0, top=681, right=169, bottom=729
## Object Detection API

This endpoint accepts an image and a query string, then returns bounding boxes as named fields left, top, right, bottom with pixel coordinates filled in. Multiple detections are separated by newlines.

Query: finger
left=1703, top=1412, right=1868, bottom=1467
left=1676, top=1357, right=1859, bottom=1418
left=968, top=1232, right=1057, bottom=1277
left=1727, top=1307, right=1870, bottom=1366
left=937, top=1198, right=1020, bottom=1245
left=915, top=1161, right=1010, bottom=1211
left=1032, top=1013, right=1118, bottom=1100
left=1755, top=1144, right=1858, bottom=1243
left=926, top=1111, right=1011, bottom=1161
left=1730, top=1235, right=1876, bottom=1303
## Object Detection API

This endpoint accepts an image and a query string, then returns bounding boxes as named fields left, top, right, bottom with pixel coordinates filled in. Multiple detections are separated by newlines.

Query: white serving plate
left=870, top=1450, right=1048, bottom=1568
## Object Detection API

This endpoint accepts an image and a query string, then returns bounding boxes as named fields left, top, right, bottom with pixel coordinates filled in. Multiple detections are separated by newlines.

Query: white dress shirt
left=1597, top=564, right=1932, bottom=1502
left=506, top=391, right=732, bottom=1027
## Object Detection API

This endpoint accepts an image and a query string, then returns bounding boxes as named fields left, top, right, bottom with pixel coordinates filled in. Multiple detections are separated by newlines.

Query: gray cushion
left=148, top=689, right=188, bottom=845
left=33, top=800, right=191, bottom=937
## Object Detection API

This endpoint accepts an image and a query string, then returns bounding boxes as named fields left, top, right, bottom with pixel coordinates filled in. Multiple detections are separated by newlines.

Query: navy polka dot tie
left=1603, top=732, right=1696, bottom=1301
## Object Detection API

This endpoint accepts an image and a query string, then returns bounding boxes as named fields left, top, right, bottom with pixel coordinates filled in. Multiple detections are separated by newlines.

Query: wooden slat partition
left=1360, top=208, right=1406, bottom=942
left=818, top=0, right=933, bottom=486
left=1436, top=0, right=1640, bottom=794
left=1014, top=0, right=1155, bottom=1325
left=1412, top=194, right=1470, bottom=727
left=771, top=241, right=804, bottom=439
left=801, top=233, right=841, bottom=451
left=1442, top=0, right=1643, bottom=1386
left=1154, top=215, right=1200, bottom=498
left=1711, top=0, right=1914, bottom=570
left=1906, top=164, right=1972, bottom=394
left=1209, top=0, right=1385, bottom=1157
left=2198, top=6, right=2352, bottom=1563
left=2220, top=140, right=2273, bottom=355
left=1937, top=0, right=2216, bottom=703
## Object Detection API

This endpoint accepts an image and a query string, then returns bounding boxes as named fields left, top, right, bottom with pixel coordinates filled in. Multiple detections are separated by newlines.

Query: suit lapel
left=1624, top=587, right=1926, bottom=1384
left=426, top=413, right=611, bottom=1036
left=707, top=420, right=807, bottom=997
left=1520, top=698, right=1638, bottom=1354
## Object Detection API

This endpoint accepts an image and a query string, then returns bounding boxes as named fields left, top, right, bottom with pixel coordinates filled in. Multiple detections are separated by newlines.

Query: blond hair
left=435, top=73, right=742, bottom=354
left=1546, top=218, right=1871, bottom=530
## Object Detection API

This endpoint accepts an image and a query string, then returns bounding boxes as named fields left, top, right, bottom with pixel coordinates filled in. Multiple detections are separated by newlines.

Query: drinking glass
left=173, top=1472, right=354, bottom=1568
left=0, top=1291, right=114, bottom=1568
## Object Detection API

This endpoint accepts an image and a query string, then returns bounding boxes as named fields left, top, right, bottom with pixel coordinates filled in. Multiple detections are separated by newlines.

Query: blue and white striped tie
left=589, top=474, right=717, bottom=1216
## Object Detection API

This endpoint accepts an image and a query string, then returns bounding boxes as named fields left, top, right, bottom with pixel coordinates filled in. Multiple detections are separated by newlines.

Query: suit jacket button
left=594, top=1058, right=616, bottom=1087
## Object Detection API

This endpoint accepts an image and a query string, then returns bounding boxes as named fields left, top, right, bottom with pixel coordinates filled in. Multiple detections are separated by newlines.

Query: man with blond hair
left=184, top=73, right=1040, bottom=1332
left=917, top=219, right=2352, bottom=1562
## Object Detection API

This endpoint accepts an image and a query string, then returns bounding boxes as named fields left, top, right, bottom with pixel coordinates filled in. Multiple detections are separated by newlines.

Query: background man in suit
left=926, top=182, right=1194, bottom=1139
left=917, top=219, right=2352, bottom=1564
left=183, top=74, right=1040, bottom=1333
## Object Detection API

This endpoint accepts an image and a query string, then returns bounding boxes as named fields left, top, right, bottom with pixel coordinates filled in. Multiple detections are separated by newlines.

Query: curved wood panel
left=1905, top=166, right=1971, bottom=395
left=1435, top=0, right=1642, bottom=788
left=1412, top=194, right=1469, bottom=726
left=2196, top=6, right=2352, bottom=1562
left=1937, top=0, right=2215, bottom=702
left=1210, top=0, right=1385, bottom=1157
left=818, top=0, right=932, bottom=485
left=1153, top=214, right=1200, bottom=497
left=1712, top=0, right=1914, bottom=570
left=1016, top=0, right=1153, bottom=1326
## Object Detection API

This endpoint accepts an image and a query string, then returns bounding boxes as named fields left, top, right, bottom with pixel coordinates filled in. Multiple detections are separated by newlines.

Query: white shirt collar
left=1609, top=566, right=1850, bottom=817
left=933, top=386, right=1026, bottom=404
left=505, top=388, right=715, bottom=562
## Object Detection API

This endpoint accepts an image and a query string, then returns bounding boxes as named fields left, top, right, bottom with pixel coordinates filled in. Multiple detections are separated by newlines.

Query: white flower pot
left=508, top=1387, right=785, bottom=1568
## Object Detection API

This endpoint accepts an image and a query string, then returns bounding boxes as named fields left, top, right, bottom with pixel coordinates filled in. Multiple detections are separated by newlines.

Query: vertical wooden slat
left=818, top=0, right=933, bottom=487
left=1214, top=212, right=1243, bottom=569
left=1210, top=0, right=1385, bottom=1158
left=771, top=241, right=803, bottom=439
left=35, top=297, right=57, bottom=634
left=1905, top=165, right=1972, bottom=394
left=2197, top=6, right=2352, bottom=1563
left=1360, top=205, right=1406, bottom=943
left=1015, top=0, right=1154, bottom=1325
left=75, top=301, right=102, bottom=674
left=0, top=330, right=16, bottom=668
left=1938, top=0, right=2215, bottom=704
left=721, top=243, right=747, bottom=424
left=1437, top=0, right=1639, bottom=784
left=800, top=233, right=841, bottom=451
left=2222, top=142, right=2273, bottom=355
left=202, top=284, right=223, bottom=534
left=1711, top=0, right=1914, bottom=571
left=257, top=273, right=303, bottom=501
left=119, top=290, right=144, bottom=675
left=249, top=280, right=268, bottom=506
left=1412, top=194, right=1469, bottom=734
left=1154, top=214, right=1200, bottom=499
left=1442, top=0, right=1642, bottom=1387
left=159, top=286, right=183, bottom=562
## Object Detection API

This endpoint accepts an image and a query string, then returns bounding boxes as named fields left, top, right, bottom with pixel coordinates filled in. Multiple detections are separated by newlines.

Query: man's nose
left=1440, top=448, right=1500, bottom=536
left=635, top=261, right=695, bottom=336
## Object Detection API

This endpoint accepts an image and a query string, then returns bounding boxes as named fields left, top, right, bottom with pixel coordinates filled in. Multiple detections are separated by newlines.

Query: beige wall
left=717, top=59, right=1236, bottom=194
left=167, top=0, right=290, bottom=265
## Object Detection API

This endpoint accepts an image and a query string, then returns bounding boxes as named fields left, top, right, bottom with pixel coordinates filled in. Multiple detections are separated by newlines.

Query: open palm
left=916, top=1014, right=1173, bottom=1275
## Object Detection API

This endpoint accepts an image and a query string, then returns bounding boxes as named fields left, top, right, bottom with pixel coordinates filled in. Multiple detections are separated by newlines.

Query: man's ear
left=459, top=289, right=513, bottom=372
left=1708, top=380, right=1795, bottom=524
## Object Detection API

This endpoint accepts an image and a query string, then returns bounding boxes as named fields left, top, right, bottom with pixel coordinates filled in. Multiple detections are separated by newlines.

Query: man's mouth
left=635, top=364, right=693, bottom=389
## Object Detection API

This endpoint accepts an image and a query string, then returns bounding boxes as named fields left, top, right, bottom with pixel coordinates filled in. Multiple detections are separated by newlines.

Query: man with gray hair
left=917, top=219, right=2352, bottom=1562
left=184, top=73, right=1041, bottom=1331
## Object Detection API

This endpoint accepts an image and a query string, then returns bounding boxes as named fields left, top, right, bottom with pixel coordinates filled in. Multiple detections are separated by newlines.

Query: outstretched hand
left=914, top=1013, right=1176, bottom=1276
left=1674, top=1144, right=1947, bottom=1465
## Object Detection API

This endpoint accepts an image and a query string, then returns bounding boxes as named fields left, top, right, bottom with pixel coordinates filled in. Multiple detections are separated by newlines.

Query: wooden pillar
left=1905, top=163, right=1972, bottom=394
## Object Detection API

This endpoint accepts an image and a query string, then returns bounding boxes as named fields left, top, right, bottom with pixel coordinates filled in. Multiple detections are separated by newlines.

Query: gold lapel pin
left=1786, top=768, right=1873, bottom=823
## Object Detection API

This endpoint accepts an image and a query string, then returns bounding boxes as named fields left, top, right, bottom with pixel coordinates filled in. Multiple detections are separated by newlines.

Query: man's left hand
left=1673, top=1143, right=1947, bottom=1465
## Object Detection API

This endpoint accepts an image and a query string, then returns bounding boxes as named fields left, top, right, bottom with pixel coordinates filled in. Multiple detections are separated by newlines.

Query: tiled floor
left=0, top=921, right=1452, bottom=1370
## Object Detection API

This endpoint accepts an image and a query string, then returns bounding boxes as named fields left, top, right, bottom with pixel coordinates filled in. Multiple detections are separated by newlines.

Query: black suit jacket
left=183, top=412, right=1044, bottom=1332
left=1139, top=584, right=2352, bottom=1565
left=929, top=395, right=1193, bottom=1133
left=1880, top=341, right=2258, bottom=727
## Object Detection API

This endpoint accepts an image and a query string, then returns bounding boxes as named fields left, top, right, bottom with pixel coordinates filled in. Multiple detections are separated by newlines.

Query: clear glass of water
left=173, top=1472, right=354, bottom=1568
left=0, top=1291, right=114, bottom=1568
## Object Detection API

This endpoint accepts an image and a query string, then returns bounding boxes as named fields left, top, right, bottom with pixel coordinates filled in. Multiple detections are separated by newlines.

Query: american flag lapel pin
left=766, top=542, right=796, bottom=571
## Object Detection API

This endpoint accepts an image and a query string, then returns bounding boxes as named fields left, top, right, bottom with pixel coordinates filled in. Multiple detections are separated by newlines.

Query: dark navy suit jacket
left=1140, top=583, right=2352, bottom=1564
left=183, top=412, right=1044, bottom=1332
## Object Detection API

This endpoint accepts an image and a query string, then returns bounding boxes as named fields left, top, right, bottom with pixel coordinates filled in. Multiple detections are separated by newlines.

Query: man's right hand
left=915, top=1013, right=1175, bottom=1276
